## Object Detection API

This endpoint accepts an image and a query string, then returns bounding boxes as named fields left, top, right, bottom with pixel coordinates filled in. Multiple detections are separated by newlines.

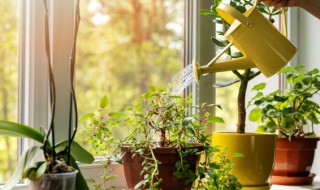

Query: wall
left=297, top=9, right=320, bottom=176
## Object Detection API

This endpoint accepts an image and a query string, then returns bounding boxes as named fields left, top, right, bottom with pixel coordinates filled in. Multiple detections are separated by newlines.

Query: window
left=0, top=0, right=19, bottom=184
left=76, top=0, right=185, bottom=153
left=7, top=1, right=319, bottom=190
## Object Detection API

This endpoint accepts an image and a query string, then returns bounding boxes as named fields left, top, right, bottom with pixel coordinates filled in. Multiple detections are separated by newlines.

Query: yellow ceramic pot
left=212, top=132, right=277, bottom=190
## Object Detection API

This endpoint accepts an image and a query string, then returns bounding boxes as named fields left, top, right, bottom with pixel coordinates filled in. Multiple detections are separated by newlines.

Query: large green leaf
left=22, top=161, right=47, bottom=180
left=0, top=120, right=44, bottom=143
left=56, top=140, right=94, bottom=164
left=3, top=146, right=41, bottom=190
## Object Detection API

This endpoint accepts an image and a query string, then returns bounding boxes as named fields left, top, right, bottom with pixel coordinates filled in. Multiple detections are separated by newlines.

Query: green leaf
left=56, top=141, right=94, bottom=164
left=249, top=107, right=262, bottom=122
left=23, top=161, right=47, bottom=180
left=274, top=95, right=288, bottom=102
left=0, top=120, right=44, bottom=143
left=109, top=112, right=125, bottom=118
left=100, top=95, right=109, bottom=108
left=199, top=9, right=217, bottom=17
left=252, top=83, right=266, bottom=91
left=232, top=152, right=244, bottom=158
left=306, top=68, right=319, bottom=75
left=293, top=82, right=303, bottom=89
left=294, top=65, right=304, bottom=71
left=231, top=52, right=243, bottom=58
left=148, top=85, right=157, bottom=92
left=208, top=117, right=224, bottom=124
left=256, top=125, right=267, bottom=133
left=235, top=6, right=246, bottom=13
left=278, top=66, right=292, bottom=74
left=3, top=146, right=41, bottom=190
left=80, top=113, right=95, bottom=122
left=211, top=37, right=227, bottom=47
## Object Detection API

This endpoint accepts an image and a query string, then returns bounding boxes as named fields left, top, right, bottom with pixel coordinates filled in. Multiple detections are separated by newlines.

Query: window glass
left=76, top=0, right=184, bottom=153
left=0, top=0, right=19, bottom=184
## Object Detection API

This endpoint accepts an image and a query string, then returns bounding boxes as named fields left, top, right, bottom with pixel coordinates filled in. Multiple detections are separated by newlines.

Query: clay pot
left=271, top=137, right=319, bottom=185
left=121, top=145, right=203, bottom=190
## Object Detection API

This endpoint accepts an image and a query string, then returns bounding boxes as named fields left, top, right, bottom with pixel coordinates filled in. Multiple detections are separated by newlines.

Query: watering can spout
left=193, top=57, right=255, bottom=83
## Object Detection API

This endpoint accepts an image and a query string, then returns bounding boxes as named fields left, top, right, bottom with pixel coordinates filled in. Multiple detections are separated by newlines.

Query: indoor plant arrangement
left=83, top=86, right=242, bottom=190
left=196, top=0, right=288, bottom=189
left=249, top=65, right=320, bottom=185
left=0, top=0, right=94, bottom=190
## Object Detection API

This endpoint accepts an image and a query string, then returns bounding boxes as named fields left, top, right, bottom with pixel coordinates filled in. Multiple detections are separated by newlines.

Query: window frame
left=11, top=0, right=320, bottom=190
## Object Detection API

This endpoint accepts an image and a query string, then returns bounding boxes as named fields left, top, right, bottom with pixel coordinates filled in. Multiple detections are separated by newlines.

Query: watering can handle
left=216, top=3, right=252, bottom=27
left=217, top=2, right=288, bottom=37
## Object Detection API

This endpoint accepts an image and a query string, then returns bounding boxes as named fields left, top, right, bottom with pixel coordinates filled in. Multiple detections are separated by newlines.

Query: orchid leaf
left=3, top=146, right=41, bottom=190
left=22, top=161, right=47, bottom=180
left=56, top=141, right=94, bottom=164
left=0, top=120, right=44, bottom=143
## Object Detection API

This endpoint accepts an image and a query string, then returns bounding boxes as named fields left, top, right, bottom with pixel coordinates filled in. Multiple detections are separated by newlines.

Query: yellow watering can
left=193, top=2, right=297, bottom=83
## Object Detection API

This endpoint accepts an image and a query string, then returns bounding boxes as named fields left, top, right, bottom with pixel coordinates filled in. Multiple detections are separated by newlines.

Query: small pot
left=121, top=145, right=203, bottom=190
left=29, top=170, right=78, bottom=190
left=271, top=137, right=319, bottom=185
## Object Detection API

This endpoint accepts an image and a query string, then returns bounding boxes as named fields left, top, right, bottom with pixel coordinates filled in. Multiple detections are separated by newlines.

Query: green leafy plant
left=0, top=1, right=94, bottom=189
left=81, top=95, right=122, bottom=190
left=84, top=86, right=241, bottom=190
left=249, top=65, right=320, bottom=139
left=199, top=0, right=284, bottom=133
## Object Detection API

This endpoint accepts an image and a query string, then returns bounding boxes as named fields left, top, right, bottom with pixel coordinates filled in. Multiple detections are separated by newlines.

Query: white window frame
left=11, top=0, right=319, bottom=190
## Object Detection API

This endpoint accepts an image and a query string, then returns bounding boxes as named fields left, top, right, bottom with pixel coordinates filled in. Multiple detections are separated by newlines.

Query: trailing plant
left=114, top=86, right=241, bottom=189
left=0, top=1, right=94, bottom=189
left=249, top=65, right=320, bottom=139
left=199, top=0, right=285, bottom=133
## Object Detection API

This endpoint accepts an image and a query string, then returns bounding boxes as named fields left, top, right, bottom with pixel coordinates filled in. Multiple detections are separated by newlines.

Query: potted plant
left=194, top=0, right=292, bottom=189
left=83, top=86, right=242, bottom=189
left=0, top=1, right=94, bottom=190
left=249, top=65, right=320, bottom=185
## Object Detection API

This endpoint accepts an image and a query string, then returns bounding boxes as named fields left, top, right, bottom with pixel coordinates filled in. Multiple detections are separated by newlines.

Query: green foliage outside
left=0, top=0, right=18, bottom=183
left=75, top=0, right=184, bottom=149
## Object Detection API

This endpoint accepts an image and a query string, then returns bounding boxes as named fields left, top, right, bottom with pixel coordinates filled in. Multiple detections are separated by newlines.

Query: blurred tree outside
left=0, top=0, right=18, bottom=184
left=76, top=0, right=184, bottom=151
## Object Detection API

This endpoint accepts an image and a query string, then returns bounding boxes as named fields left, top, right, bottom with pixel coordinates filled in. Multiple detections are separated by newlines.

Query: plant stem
left=236, top=69, right=251, bottom=133
left=43, top=0, right=56, bottom=165
left=67, top=0, right=81, bottom=164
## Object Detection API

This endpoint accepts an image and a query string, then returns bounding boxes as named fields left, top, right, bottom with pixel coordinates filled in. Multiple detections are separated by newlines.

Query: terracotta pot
left=212, top=132, right=277, bottom=190
left=121, top=145, right=203, bottom=190
left=271, top=137, right=319, bottom=185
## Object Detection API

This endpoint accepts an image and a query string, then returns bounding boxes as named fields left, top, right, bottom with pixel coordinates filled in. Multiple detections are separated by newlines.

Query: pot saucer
left=271, top=173, right=316, bottom=185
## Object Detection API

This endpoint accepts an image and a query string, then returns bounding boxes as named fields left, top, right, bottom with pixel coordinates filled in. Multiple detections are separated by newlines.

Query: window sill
left=4, top=165, right=320, bottom=190
left=271, top=177, right=320, bottom=190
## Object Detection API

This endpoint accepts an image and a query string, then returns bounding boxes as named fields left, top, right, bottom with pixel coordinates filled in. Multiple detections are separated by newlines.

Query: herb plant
left=249, top=65, right=320, bottom=139
left=84, top=86, right=241, bottom=189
